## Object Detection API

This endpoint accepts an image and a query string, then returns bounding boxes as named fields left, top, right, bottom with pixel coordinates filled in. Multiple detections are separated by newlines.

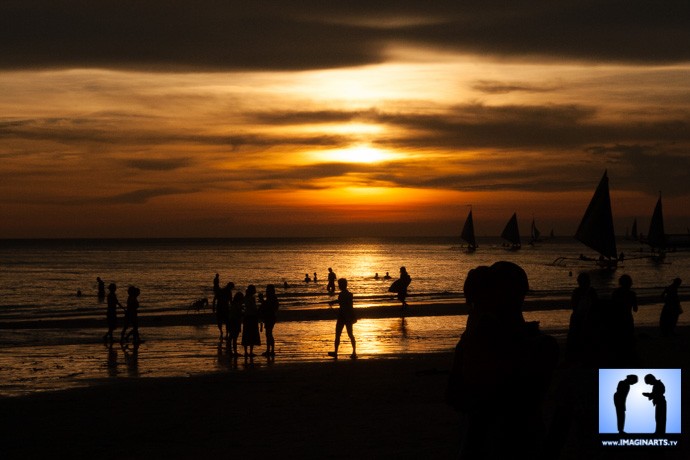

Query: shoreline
left=2, top=291, right=686, bottom=331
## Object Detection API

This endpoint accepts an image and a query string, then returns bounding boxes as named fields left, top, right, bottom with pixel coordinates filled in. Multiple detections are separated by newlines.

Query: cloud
left=472, top=80, right=562, bottom=94
left=1, top=1, right=688, bottom=71
left=123, top=158, right=191, bottom=171
left=90, top=187, right=186, bottom=205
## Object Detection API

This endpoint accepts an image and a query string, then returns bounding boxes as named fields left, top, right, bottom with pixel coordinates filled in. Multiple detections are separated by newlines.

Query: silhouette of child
left=328, top=278, right=357, bottom=359
left=565, top=272, right=600, bottom=366
left=121, top=286, right=142, bottom=344
left=104, top=283, right=123, bottom=342
left=241, top=285, right=261, bottom=357
left=446, top=261, right=559, bottom=459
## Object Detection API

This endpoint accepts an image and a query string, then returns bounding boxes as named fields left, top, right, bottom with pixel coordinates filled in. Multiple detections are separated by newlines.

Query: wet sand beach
left=1, top=297, right=688, bottom=459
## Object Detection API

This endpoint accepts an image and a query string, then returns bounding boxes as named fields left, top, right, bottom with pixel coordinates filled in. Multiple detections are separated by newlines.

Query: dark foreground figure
left=447, top=261, right=559, bottom=459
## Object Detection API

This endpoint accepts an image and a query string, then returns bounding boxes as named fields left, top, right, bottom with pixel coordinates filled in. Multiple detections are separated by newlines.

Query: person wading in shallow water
left=328, top=278, right=357, bottom=359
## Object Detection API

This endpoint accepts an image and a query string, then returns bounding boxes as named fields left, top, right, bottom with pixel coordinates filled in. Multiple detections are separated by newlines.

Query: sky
left=1, top=1, right=689, bottom=238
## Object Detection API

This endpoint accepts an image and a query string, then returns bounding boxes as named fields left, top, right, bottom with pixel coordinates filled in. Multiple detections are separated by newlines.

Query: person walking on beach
left=97, top=277, right=106, bottom=302
left=241, top=285, right=261, bottom=357
left=121, top=286, right=142, bottom=344
left=228, top=291, right=244, bottom=356
left=446, top=261, right=559, bottom=459
left=565, top=272, right=599, bottom=366
left=213, top=282, right=234, bottom=340
left=328, top=278, right=357, bottom=359
left=614, top=374, right=638, bottom=434
left=258, top=284, right=279, bottom=357
left=326, top=267, right=337, bottom=294
left=642, top=374, right=667, bottom=434
left=104, top=283, right=123, bottom=342
left=660, top=277, right=682, bottom=337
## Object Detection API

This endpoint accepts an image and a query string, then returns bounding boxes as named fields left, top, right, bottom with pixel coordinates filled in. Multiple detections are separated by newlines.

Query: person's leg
left=346, top=323, right=357, bottom=358
left=329, top=320, right=344, bottom=357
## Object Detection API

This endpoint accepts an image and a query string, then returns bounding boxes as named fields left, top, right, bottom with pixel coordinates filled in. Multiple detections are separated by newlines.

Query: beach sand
left=1, top=305, right=689, bottom=459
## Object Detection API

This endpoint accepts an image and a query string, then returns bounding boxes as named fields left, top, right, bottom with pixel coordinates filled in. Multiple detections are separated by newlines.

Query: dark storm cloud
left=1, top=1, right=688, bottom=71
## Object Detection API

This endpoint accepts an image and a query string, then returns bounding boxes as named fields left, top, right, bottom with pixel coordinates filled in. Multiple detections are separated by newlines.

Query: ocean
left=1, top=236, right=688, bottom=396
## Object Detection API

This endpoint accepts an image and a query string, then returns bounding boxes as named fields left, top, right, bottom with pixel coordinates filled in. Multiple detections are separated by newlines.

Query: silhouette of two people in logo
left=614, top=374, right=638, bottom=434
left=446, top=261, right=559, bottom=459
left=614, top=373, right=666, bottom=435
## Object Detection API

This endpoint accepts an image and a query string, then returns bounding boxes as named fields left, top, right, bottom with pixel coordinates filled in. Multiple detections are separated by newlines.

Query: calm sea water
left=1, top=236, right=688, bottom=396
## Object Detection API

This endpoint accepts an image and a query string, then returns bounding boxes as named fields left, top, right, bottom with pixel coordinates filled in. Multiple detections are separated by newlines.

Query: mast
left=574, top=170, right=617, bottom=260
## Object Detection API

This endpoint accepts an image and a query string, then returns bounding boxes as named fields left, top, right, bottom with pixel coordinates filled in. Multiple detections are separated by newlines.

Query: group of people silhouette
left=101, top=278, right=142, bottom=345
left=211, top=274, right=279, bottom=358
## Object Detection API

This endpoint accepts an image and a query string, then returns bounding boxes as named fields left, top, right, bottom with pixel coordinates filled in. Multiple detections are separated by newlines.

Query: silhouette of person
left=241, top=285, right=261, bottom=357
left=328, top=278, right=357, bottom=359
left=313, top=272, right=318, bottom=283
left=258, top=284, right=279, bottom=357
left=383, top=272, right=391, bottom=280
left=642, top=374, right=667, bottom=434
left=97, top=277, right=106, bottom=301
left=565, top=272, right=599, bottom=366
left=213, top=282, right=234, bottom=340
left=613, top=374, right=638, bottom=434
left=609, top=274, right=639, bottom=366
left=374, top=272, right=379, bottom=280
left=212, top=273, right=220, bottom=310
left=326, top=268, right=337, bottom=294
left=120, top=286, right=141, bottom=344
left=104, top=283, right=123, bottom=343
left=396, top=266, right=412, bottom=308
left=660, top=278, right=682, bottom=337
left=304, top=273, right=311, bottom=283
left=446, top=261, right=559, bottom=459
left=228, top=291, right=244, bottom=356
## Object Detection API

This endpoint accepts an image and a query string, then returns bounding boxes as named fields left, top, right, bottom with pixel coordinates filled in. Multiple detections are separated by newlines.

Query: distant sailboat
left=574, top=170, right=618, bottom=268
left=501, top=212, right=521, bottom=250
left=529, top=218, right=541, bottom=245
left=460, top=209, right=478, bottom=252
left=645, top=194, right=666, bottom=251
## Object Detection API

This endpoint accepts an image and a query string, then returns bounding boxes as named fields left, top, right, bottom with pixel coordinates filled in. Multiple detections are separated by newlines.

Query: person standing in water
left=241, top=285, right=261, bottom=357
left=97, top=277, right=106, bottom=302
left=326, top=267, right=337, bottom=294
left=328, top=278, right=357, bottom=359
left=104, top=283, right=123, bottom=342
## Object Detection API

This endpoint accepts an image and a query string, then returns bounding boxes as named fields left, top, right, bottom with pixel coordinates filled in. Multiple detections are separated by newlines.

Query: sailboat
left=460, top=209, right=478, bottom=252
left=574, top=170, right=618, bottom=269
left=529, top=218, right=541, bottom=245
left=630, top=218, right=638, bottom=241
left=501, top=212, right=521, bottom=250
left=645, top=194, right=666, bottom=251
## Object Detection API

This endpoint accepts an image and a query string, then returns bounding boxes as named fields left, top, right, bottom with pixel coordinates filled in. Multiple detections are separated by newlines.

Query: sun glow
left=312, top=145, right=398, bottom=164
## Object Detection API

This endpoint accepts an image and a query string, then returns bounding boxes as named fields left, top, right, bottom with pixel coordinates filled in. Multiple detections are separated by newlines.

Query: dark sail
left=460, top=209, right=477, bottom=249
left=530, top=218, right=541, bottom=243
left=501, top=212, right=521, bottom=248
left=574, top=170, right=617, bottom=259
left=646, top=195, right=666, bottom=249
left=631, top=218, right=638, bottom=240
